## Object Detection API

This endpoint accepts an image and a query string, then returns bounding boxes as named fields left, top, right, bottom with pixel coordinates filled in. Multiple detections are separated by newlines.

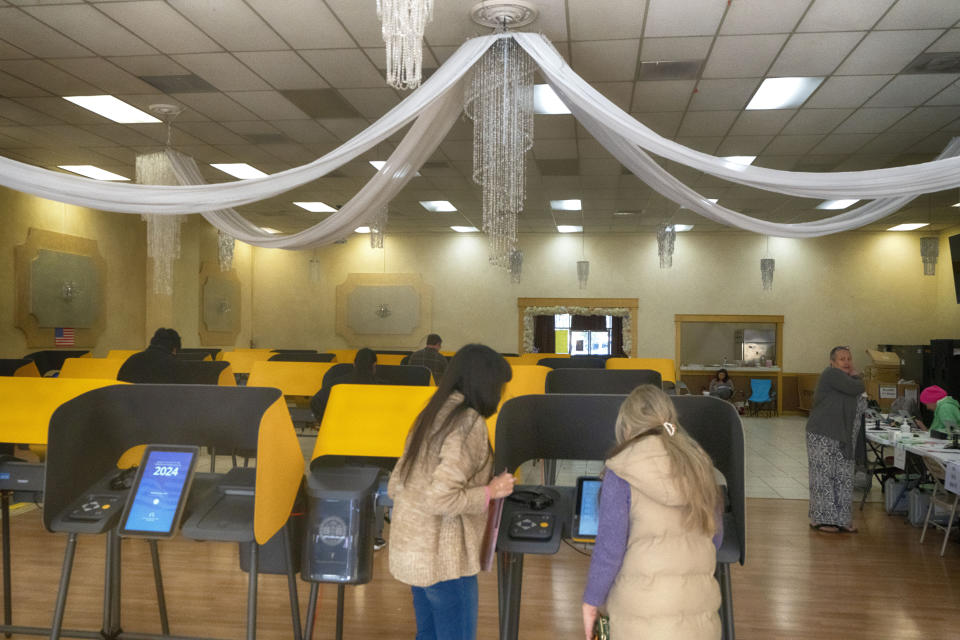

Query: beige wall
left=935, top=225, right=960, bottom=338
left=248, top=230, right=950, bottom=373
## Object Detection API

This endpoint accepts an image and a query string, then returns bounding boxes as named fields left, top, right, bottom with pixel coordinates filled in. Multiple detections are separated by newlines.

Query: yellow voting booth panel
left=247, top=361, right=334, bottom=397
left=312, top=385, right=434, bottom=460
left=327, top=349, right=357, bottom=364
left=254, top=395, right=306, bottom=544
left=14, top=361, right=40, bottom=377
left=376, top=354, right=407, bottom=366
left=0, top=377, right=126, bottom=445
left=486, top=365, right=551, bottom=443
left=219, top=349, right=275, bottom=374
left=59, top=357, right=124, bottom=380
left=217, top=366, right=236, bottom=386
left=107, top=350, right=140, bottom=360
left=606, top=357, right=676, bottom=383
left=504, top=353, right=568, bottom=366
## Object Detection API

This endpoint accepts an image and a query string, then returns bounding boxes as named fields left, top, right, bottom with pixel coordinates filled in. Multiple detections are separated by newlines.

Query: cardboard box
left=865, top=380, right=918, bottom=410
left=864, top=349, right=901, bottom=383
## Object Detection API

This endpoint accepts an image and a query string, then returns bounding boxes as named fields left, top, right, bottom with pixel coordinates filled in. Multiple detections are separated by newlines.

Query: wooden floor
left=1, top=498, right=958, bottom=639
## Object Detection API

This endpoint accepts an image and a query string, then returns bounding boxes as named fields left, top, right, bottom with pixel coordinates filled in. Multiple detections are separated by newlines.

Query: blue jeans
left=411, top=575, right=478, bottom=640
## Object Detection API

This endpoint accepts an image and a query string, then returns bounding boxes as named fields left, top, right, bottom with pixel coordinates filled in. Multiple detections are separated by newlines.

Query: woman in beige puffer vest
left=582, top=385, right=722, bottom=640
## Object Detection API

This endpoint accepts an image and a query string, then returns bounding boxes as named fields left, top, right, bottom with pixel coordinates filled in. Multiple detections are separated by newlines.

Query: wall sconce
left=61, top=281, right=81, bottom=301
left=218, top=299, right=232, bottom=314
left=921, top=237, right=939, bottom=275
left=376, top=304, right=392, bottom=318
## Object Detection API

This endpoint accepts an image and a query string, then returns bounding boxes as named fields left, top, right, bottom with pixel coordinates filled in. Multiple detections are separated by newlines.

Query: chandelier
left=920, top=237, right=939, bottom=275
left=370, top=205, right=387, bottom=249
left=657, top=223, right=676, bottom=269
left=376, top=0, right=433, bottom=90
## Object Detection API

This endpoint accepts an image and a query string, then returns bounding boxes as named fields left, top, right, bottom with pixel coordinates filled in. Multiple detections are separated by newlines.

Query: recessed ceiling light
left=613, top=211, right=635, bottom=216
left=673, top=224, right=694, bottom=232
left=355, top=226, right=371, bottom=233
left=534, top=85, right=571, bottom=115
left=293, top=201, right=337, bottom=213
left=557, top=225, right=583, bottom=233
left=551, top=199, right=582, bottom=211
left=887, top=223, right=929, bottom=231
left=746, top=77, right=824, bottom=110
left=63, top=95, right=161, bottom=123
left=260, top=226, right=282, bottom=234
left=723, top=156, right=756, bottom=166
left=450, top=226, right=479, bottom=233
left=419, top=200, right=457, bottom=212
left=58, top=165, right=129, bottom=181
left=817, top=199, right=859, bottom=210
left=211, top=163, right=268, bottom=180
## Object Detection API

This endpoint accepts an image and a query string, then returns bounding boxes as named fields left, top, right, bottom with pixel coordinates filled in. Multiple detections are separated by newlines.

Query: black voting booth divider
left=23, top=350, right=90, bottom=375
left=43, top=384, right=303, bottom=640
left=536, top=356, right=608, bottom=369
left=493, top=394, right=744, bottom=640
left=545, top=368, right=662, bottom=394
left=320, top=363, right=432, bottom=388
left=0, top=359, right=38, bottom=377
left=268, top=353, right=335, bottom=362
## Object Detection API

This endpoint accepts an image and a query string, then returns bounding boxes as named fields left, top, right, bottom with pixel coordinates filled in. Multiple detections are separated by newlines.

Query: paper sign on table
left=893, top=443, right=906, bottom=469
left=945, top=461, right=960, bottom=495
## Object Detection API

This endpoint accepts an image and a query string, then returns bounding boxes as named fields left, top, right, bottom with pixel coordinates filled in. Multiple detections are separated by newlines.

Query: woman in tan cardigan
left=582, top=385, right=723, bottom=640
left=388, top=344, right=516, bottom=640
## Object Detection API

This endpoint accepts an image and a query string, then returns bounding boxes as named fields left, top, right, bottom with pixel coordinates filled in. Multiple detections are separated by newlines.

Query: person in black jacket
left=310, top=348, right=381, bottom=422
left=117, top=328, right=183, bottom=384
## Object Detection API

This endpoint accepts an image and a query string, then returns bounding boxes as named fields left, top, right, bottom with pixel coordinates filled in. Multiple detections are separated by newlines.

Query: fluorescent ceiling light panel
left=293, top=201, right=337, bottom=213
left=534, top=85, right=571, bottom=114
left=550, top=199, right=582, bottom=211
left=260, top=226, right=282, bottom=234
left=58, top=165, right=129, bottom=181
left=63, top=95, right=161, bottom=123
left=419, top=200, right=457, bottom=212
left=355, top=226, right=371, bottom=233
left=746, top=77, right=824, bottom=110
left=673, top=224, right=694, bottom=232
left=952, top=202, right=960, bottom=208
left=450, top=226, right=479, bottom=233
left=816, top=199, right=859, bottom=210
left=557, top=225, right=583, bottom=233
left=887, top=223, right=929, bottom=231
left=706, top=198, right=719, bottom=204
left=370, top=159, right=420, bottom=176
left=723, top=156, right=756, bottom=166
left=211, top=163, right=268, bottom=180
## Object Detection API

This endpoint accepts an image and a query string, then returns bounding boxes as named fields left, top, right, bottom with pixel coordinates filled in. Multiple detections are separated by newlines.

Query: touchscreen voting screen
left=574, top=477, right=602, bottom=542
left=120, top=446, right=198, bottom=538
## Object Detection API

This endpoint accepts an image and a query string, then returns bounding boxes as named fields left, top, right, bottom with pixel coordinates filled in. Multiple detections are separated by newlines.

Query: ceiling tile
left=644, top=0, right=727, bottom=37
left=888, top=106, right=960, bottom=132
left=809, top=133, right=874, bottom=155
left=633, top=111, right=683, bottom=138
left=729, top=110, right=796, bottom=136
left=631, top=80, right=695, bottom=112
left=172, top=92, right=258, bottom=121
left=865, top=74, right=958, bottom=107
left=0, top=8, right=91, bottom=57
left=570, top=40, right=639, bottom=82
left=300, top=49, right=384, bottom=88
left=97, top=1, right=221, bottom=54
left=835, top=30, right=942, bottom=75
left=876, top=0, right=960, bottom=29
left=719, top=0, right=811, bottom=35
left=688, top=79, right=758, bottom=111
left=339, top=88, right=401, bottom=119
left=769, top=32, right=864, bottom=77
left=23, top=5, right=155, bottom=56
left=172, top=53, right=271, bottom=91
left=678, top=110, right=739, bottom=136
left=224, top=91, right=308, bottom=120
left=363, top=47, right=439, bottom=72
left=763, top=134, right=824, bottom=155
left=316, top=118, right=369, bottom=141
left=797, top=0, right=897, bottom=32
left=804, top=75, right=892, bottom=108
left=781, top=108, right=854, bottom=134
left=674, top=136, right=722, bottom=154
left=0, top=98, right=60, bottom=125
left=272, top=119, right=340, bottom=146
left=927, top=83, right=960, bottom=106
left=568, top=0, right=644, bottom=39
left=324, top=0, right=382, bottom=48
left=14, top=96, right=113, bottom=124
left=0, top=39, right=29, bottom=60
left=48, top=57, right=159, bottom=94
left=246, top=0, right=354, bottom=49
left=857, top=132, right=920, bottom=154
left=167, top=0, right=287, bottom=51
left=702, top=34, right=788, bottom=78
left=0, top=59, right=100, bottom=95
left=641, top=36, right=712, bottom=61
left=108, top=55, right=189, bottom=77
left=928, top=28, right=960, bottom=53
left=174, top=121, right=248, bottom=145
left=0, top=70, right=49, bottom=97
left=533, top=139, right=578, bottom=159
left=234, top=51, right=328, bottom=90
left=77, top=123, right=163, bottom=147
left=535, top=115, right=577, bottom=139
left=716, top=135, right=774, bottom=155
left=577, top=139, right=610, bottom=158
left=833, top=107, right=911, bottom=133
left=593, top=82, right=634, bottom=111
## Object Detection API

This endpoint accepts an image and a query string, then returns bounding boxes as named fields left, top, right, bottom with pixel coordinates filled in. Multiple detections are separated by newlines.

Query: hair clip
left=662, top=422, right=676, bottom=436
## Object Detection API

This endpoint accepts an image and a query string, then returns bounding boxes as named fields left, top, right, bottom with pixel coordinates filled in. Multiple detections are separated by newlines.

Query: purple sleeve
left=582, top=471, right=630, bottom=607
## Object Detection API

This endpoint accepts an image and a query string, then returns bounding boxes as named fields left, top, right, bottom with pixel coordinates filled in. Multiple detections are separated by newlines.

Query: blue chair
left=747, top=379, right=776, bottom=416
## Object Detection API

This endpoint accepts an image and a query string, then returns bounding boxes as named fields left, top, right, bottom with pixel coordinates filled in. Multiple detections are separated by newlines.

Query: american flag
left=54, top=328, right=75, bottom=346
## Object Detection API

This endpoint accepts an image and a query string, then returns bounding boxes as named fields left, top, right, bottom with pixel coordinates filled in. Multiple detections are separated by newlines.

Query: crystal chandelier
left=761, top=258, right=775, bottom=291
left=657, top=223, right=676, bottom=269
left=465, top=35, right=535, bottom=269
left=218, top=230, right=235, bottom=271
left=376, top=0, right=433, bottom=90
left=370, top=206, right=387, bottom=249
left=509, top=248, right=523, bottom=283
left=920, top=237, right=939, bottom=275
left=577, top=260, right=590, bottom=289
left=136, top=151, right=183, bottom=295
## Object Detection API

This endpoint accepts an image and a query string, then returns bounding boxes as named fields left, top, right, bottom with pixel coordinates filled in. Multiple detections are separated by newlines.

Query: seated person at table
left=406, top=333, right=447, bottom=381
left=916, top=385, right=960, bottom=438
left=310, top=348, right=381, bottom=422
left=117, top=328, right=183, bottom=384
left=708, top=368, right=735, bottom=400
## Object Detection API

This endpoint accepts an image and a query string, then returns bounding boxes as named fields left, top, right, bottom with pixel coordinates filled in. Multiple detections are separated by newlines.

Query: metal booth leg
left=281, top=524, right=302, bottom=640
left=2, top=492, right=12, bottom=638
left=716, top=562, right=735, bottom=640
left=148, top=540, right=170, bottom=635
left=542, top=460, right=557, bottom=486
left=102, top=529, right=122, bottom=639
left=303, top=583, right=319, bottom=640
left=246, top=542, right=258, bottom=640
left=496, top=551, right=524, bottom=640
left=335, top=585, right=345, bottom=640
left=49, top=533, right=79, bottom=640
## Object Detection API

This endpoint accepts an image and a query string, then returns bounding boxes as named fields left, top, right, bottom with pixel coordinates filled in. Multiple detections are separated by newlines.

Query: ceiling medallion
left=470, top=1, right=538, bottom=29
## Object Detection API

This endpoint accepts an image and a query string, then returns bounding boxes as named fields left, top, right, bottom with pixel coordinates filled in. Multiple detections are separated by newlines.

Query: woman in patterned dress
left=805, top=346, right=866, bottom=533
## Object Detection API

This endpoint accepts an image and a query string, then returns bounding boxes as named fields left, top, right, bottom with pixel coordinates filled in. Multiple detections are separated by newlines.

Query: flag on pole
left=54, top=328, right=75, bottom=346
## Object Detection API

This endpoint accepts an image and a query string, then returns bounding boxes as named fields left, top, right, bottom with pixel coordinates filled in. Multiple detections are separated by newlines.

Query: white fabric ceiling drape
left=0, top=32, right=957, bottom=247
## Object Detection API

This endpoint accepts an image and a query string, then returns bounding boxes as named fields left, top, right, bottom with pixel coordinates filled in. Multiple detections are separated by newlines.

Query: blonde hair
left=610, top=385, right=720, bottom=535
